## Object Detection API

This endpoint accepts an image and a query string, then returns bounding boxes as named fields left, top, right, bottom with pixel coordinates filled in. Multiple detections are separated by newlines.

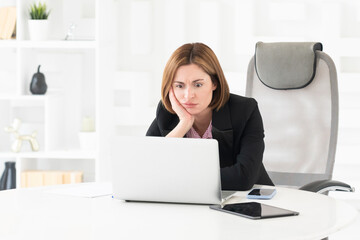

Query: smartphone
left=247, top=188, right=276, bottom=200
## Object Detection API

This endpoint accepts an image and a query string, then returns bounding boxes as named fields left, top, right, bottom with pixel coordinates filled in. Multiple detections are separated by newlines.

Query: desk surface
left=0, top=182, right=357, bottom=240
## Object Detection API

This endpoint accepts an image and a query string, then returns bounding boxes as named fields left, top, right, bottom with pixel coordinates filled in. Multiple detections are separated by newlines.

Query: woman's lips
left=183, top=103, right=197, bottom=108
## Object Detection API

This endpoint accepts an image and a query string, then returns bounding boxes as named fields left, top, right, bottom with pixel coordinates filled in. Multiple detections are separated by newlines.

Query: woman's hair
left=161, top=42, right=230, bottom=114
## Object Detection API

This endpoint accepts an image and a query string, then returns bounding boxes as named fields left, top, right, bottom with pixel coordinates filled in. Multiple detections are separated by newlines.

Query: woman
left=146, top=42, right=273, bottom=190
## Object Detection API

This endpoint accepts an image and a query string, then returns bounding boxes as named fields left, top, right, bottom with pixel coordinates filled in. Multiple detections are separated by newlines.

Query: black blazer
left=146, top=93, right=274, bottom=190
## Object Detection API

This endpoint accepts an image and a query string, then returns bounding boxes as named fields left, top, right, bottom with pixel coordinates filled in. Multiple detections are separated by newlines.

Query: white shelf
left=0, top=94, right=48, bottom=100
left=18, top=40, right=97, bottom=49
left=0, top=40, right=96, bottom=49
left=0, top=40, right=17, bottom=48
left=0, top=95, right=62, bottom=108
left=0, top=150, right=96, bottom=159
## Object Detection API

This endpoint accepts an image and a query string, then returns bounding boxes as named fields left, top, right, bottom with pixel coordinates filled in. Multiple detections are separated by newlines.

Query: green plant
left=29, top=2, right=51, bottom=20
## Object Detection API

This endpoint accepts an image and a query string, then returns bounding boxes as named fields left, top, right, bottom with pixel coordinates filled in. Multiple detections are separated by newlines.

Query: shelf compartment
left=16, top=156, right=95, bottom=188
left=0, top=48, right=17, bottom=95
left=17, top=0, right=96, bottom=42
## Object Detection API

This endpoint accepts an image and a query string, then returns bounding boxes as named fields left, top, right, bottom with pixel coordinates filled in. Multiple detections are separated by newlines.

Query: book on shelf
left=21, top=170, right=83, bottom=188
left=0, top=6, right=16, bottom=40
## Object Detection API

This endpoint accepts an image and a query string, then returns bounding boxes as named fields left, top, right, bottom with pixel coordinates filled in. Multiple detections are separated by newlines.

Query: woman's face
left=172, top=64, right=217, bottom=116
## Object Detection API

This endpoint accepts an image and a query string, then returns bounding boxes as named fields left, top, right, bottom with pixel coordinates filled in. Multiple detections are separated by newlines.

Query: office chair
left=246, top=42, right=354, bottom=194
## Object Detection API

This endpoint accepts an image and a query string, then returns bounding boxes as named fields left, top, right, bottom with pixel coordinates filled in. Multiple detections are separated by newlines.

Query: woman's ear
left=210, top=75, right=218, bottom=91
left=212, top=82, right=217, bottom=91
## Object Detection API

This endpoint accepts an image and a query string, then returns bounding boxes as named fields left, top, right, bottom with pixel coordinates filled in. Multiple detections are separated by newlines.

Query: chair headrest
left=255, top=42, right=323, bottom=89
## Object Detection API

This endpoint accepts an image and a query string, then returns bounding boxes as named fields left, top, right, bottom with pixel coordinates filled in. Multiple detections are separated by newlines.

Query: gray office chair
left=246, top=42, right=354, bottom=194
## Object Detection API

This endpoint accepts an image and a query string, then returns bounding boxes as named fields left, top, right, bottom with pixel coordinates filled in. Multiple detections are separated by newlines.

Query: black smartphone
left=247, top=188, right=276, bottom=199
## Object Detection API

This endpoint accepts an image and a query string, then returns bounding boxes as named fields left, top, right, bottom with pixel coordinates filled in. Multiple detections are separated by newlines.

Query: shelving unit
left=0, top=0, right=98, bottom=187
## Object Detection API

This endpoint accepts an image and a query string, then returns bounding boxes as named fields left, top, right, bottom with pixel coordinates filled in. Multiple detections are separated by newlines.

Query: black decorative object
left=30, top=65, right=47, bottom=94
left=0, top=161, right=16, bottom=190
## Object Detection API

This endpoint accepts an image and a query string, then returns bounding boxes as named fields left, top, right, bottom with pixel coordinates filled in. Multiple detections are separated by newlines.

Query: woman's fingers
left=169, top=88, right=183, bottom=113
left=169, top=88, right=176, bottom=105
left=166, top=88, right=194, bottom=137
left=169, top=88, right=194, bottom=124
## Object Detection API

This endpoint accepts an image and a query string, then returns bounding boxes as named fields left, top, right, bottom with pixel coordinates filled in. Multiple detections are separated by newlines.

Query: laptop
left=111, top=136, right=232, bottom=204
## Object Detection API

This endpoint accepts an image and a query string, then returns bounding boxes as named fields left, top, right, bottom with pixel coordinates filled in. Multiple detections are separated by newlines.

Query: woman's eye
left=175, top=84, right=183, bottom=88
left=195, top=83, right=203, bottom=87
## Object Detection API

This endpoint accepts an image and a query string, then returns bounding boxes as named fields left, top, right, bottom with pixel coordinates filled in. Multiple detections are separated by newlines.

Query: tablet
left=210, top=202, right=299, bottom=219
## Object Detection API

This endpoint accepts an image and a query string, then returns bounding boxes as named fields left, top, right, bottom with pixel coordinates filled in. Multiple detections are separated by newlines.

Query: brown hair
left=161, top=42, right=230, bottom=114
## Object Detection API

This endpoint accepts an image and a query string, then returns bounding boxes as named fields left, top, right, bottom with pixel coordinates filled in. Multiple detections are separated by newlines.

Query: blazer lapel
left=212, top=104, right=234, bottom=166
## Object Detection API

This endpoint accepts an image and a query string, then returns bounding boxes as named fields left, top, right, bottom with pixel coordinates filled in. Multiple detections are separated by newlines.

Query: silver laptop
left=111, top=136, right=232, bottom=205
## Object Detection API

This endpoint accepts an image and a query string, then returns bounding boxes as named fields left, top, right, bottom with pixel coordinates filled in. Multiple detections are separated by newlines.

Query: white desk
left=0, top=182, right=357, bottom=240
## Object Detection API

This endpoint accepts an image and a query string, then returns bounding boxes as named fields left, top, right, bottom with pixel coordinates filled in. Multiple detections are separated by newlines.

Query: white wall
left=98, top=0, right=360, bottom=196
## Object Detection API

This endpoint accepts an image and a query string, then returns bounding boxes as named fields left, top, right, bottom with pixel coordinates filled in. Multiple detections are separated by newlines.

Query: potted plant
left=28, top=2, right=51, bottom=40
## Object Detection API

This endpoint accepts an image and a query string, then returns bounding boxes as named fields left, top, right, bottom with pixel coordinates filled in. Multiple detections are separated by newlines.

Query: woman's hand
left=166, top=88, right=194, bottom=137
left=169, top=88, right=194, bottom=124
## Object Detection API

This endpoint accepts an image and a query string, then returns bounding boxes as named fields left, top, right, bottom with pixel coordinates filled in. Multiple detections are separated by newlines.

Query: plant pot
left=28, top=20, right=49, bottom=41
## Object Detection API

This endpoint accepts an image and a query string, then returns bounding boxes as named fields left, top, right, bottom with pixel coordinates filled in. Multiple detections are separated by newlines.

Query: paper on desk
left=45, top=182, right=112, bottom=198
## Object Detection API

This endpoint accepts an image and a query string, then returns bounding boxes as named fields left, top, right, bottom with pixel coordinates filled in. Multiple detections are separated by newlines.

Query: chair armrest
left=299, top=180, right=355, bottom=194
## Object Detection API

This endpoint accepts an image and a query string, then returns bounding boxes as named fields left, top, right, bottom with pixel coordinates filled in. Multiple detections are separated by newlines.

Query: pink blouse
left=186, top=121, right=213, bottom=139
